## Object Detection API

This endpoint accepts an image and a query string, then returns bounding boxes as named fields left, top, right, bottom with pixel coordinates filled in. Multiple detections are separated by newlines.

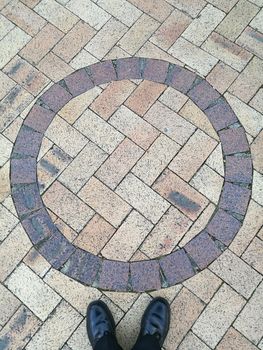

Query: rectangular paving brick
left=169, top=37, right=218, bottom=76
left=0, top=224, right=31, bottom=281
left=140, top=206, right=192, bottom=258
left=85, top=18, right=128, bottom=60
left=118, top=14, right=159, bottom=55
left=130, top=260, right=161, bottom=292
left=90, top=80, right=136, bottom=120
left=23, top=247, right=51, bottom=278
left=190, top=164, right=224, bottom=204
left=242, top=237, right=263, bottom=275
left=74, top=214, right=115, bottom=255
left=45, top=115, right=87, bottom=157
left=128, top=0, right=173, bottom=21
left=219, top=127, right=249, bottom=155
left=0, top=306, right=41, bottom=350
left=35, top=0, right=78, bottom=32
left=53, top=21, right=96, bottom=62
left=188, top=79, right=221, bottom=111
left=207, top=61, right=239, bottom=94
left=37, top=52, right=74, bottom=82
left=234, top=281, right=263, bottom=344
left=0, top=283, right=20, bottom=327
left=229, top=56, right=263, bottom=103
left=43, top=181, right=94, bottom=232
left=0, top=27, right=30, bottom=69
left=66, top=0, right=110, bottom=30
left=183, top=268, right=222, bottom=304
left=0, top=204, right=18, bottom=241
left=44, top=268, right=101, bottom=315
left=169, top=129, right=217, bottom=182
left=219, top=182, right=251, bottom=215
left=97, top=0, right=142, bottom=26
left=109, top=105, right=159, bottom=150
left=236, top=26, right=263, bottom=59
left=26, top=301, right=82, bottom=350
left=182, top=4, right=225, bottom=46
left=125, top=80, right=166, bottom=117
left=37, top=146, right=72, bottom=193
left=217, top=327, right=258, bottom=350
left=225, top=155, right=252, bottom=184
left=132, top=134, right=180, bottom=185
left=0, top=70, right=15, bottom=100
left=166, top=0, right=206, bottom=17
left=210, top=249, right=262, bottom=299
left=164, top=288, right=205, bottom=349
left=116, top=173, right=170, bottom=224
left=96, top=138, right=144, bottom=190
left=101, top=210, right=153, bottom=261
left=98, top=260, right=129, bottom=291
left=150, top=9, right=191, bottom=50
left=74, top=109, right=124, bottom=154
left=59, top=141, right=108, bottom=193
left=2, top=0, right=46, bottom=36
left=0, top=13, right=14, bottom=40
left=217, top=0, right=259, bottom=41
left=159, top=87, right=188, bottom=113
left=6, top=263, right=61, bottom=321
left=145, top=101, right=196, bottom=145
left=20, top=23, right=64, bottom=65
left=3, top=56, right=49, bottom=96
left=202, top=32, right=253, bottom=72
left=78, top=177, right=132, bottom=228
left=192, top=284, right=246, bottom=348
left=153, top=169, right=209, bottom=220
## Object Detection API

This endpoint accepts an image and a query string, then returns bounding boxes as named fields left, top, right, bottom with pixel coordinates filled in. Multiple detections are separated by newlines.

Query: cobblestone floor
left=0, top=0, right=262, bottom=349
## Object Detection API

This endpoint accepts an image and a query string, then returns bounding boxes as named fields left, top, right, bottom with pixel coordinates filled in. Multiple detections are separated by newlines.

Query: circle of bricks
left=10, top=57, right=252, bottom=292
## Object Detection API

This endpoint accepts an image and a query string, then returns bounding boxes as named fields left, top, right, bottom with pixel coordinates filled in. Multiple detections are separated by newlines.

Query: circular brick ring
left=10, top=57, right=252, bottom=292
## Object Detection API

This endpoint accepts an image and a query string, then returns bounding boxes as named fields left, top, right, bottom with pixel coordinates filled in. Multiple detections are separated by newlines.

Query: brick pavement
left=0, top=1, right=262, bottom=349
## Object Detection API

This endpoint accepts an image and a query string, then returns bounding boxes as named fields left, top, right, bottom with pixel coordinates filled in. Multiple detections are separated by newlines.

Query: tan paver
left=159, top=87, right=188, bottom=112
left=210, top=249, right=262, bottom=299
left=164, top=287, right=205, bottom=349
left=43, top=181, right=94, bottom=232
left=96, top=138, right=144, bottom=190
left=2, top=0, right=46, bottom=36
left=250, top=88, right=263, bottom=114
left=109, top=105, right=159, bottom=150
left=132, top=134, right=180, bottom=185
left=216, top=0, right=259, bottom=41
left=66, top=0, right=111, bottom=30
left=35, top=0, right=78, bottom=33
left=217, top=327, right=258, bottom=349
left=44, top=269, right=101, bottom=315
left=97, top=0, right=142, bottom=27
left=242, top=237, right=263, bottom=274
left=53, top=21, right=96, bottom=63
left=26, top=301, right=82, bottom=350
left=150, top=9, right=191, bottom=51
left=0, top=283, right=20, bottom=327
left=234, top=281, right=263, bottom=344
left=0, top=224, right=31, bottom=281
left=153, top=169, right=209, bottom=220
left=74, top=109, right=124, bottom=153
left=0, top=306, right=41, bottom=350
left=182, top=4, right=225, bottom=46
left=125, top=80, right=166, bottom=116
left=118, top=14, right=159, bottom=55
left=178, top=332, right=210, bottom=350
left=183, top=269, right=222, bottom=303
left=90, top=80, right=136, bottom=120
left=74, top=214, right=116, bottom=254
left=23, top=248, right=51, bottom=278
left=79, top=177, right=132, bottom=228
left=140, top=206, right=192, bottom=258
left=128, top=0, right=173, bottom=22
left=6, top=263, right=61, bottom=321
left=169, top=129, right=217, bottom=182
left=20, top=24, right=64, bottom=65
left=145, top=101, right=196, bottom=145
left=85, top=18, right=128, bottom=60
left=101, top=210, right=153, bottom=261
left=165, top=0, right=206, bottom=17
left=37, top=52, right=74, bottom=81
left=59, top=141, right=108, bottom=193
left=192, top=284, right=246, bottom=348
left=116, top=173, right=170, bottom=224
left=251, top=130, right=263, bottom=173
left=169, top=37, right=218, bottom=76
left=207, top=61, right=239, bottom=94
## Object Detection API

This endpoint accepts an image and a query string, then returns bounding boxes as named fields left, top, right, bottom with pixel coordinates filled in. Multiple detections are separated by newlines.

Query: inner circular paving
left=10, top=57, right=252, bottom=292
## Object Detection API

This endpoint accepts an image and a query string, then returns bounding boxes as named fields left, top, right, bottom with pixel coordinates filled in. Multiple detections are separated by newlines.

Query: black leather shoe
left=138, top=297, right=170, bottom=347
left=86, top=300, right=116, bottom=349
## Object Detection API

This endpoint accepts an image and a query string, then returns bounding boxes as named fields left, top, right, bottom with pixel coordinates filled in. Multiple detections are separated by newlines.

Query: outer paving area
left=0, top=0, right=263, bottom=349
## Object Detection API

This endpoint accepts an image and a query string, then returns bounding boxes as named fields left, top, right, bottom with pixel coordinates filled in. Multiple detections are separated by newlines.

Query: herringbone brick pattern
left=0, top=0, right=262, bottom=349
